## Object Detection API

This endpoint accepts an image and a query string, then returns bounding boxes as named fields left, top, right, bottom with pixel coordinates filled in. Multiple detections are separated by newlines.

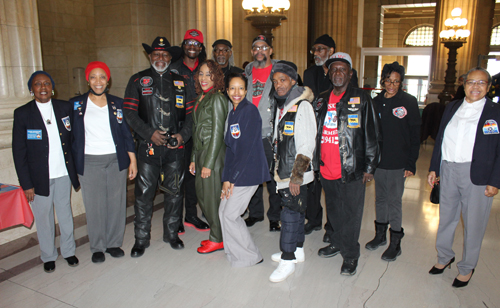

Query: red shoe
left=197, top=241, right=224, bottom=254
left=200, top=240, right=210, bottom=246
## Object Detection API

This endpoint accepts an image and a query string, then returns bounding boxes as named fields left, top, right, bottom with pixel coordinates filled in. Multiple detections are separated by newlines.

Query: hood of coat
left=280, top=86, right=314, bottom=113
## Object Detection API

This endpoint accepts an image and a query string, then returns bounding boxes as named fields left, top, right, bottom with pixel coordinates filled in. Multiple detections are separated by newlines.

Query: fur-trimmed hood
left=281, top=86, right=314, bottom=114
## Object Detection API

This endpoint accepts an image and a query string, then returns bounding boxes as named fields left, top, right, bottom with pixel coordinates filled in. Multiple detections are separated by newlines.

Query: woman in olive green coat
left=189, top=60, right=228, bottom=254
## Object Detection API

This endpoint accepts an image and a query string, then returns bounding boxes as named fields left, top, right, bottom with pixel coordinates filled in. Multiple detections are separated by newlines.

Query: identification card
left=27, top=129, right=42, bottom=140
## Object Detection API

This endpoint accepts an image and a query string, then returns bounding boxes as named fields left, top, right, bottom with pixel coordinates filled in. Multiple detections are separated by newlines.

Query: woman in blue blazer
left=70, top=62, right=137, bottom=263
left=12, top=71, right=80, bottom=273
left=428, top=67, right=500, bottom=288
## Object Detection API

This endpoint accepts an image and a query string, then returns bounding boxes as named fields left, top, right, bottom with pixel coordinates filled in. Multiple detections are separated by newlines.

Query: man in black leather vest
left=268, top=61, right=316, bottom=283
left=123, top=37, right=194, bottom=257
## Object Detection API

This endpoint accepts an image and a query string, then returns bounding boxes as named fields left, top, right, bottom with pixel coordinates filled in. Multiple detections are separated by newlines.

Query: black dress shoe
left=269, top=220, right=281, bottom=232
left=105, top=247, right=125, bottom=258
left=44, top=261, right=55, bottom=273
left=323, top=233, right=331, bottom=243
left=185, top=216, right=210, bottom=231
left=341, top=259, right=358, bottom=276
left=318, top=244, right=340, bottom=258
left=304, top=222, right=321, bottom=235
left=164, top=236, right=185, bottom=250
left=91, top=252, right=105, bottom=263
left=429, top=257, right=455, bottom=275
left=64, top=255, right=79, bottom=267
left=452, top=269, right=474, bottom=288
left=178, top=223, right=185, bottom=234
left=245, top=216, right=264, bottom=227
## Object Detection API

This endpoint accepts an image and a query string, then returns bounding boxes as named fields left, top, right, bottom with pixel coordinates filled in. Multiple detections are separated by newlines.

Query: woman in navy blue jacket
left=13, top=71, right=80, bottom=273
left=70, top=62, right=137, bottom=263
left=219, top=73, right=271, bottom=267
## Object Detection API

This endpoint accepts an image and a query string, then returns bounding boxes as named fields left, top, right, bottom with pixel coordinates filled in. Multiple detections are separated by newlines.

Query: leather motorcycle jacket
left=313, top=85, right=381, bottom=183
left=123, top=67, right=193, bottom=143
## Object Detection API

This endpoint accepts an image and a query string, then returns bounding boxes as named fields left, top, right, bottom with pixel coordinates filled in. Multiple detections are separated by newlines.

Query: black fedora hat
left=142, top=37, right=181, bottom=61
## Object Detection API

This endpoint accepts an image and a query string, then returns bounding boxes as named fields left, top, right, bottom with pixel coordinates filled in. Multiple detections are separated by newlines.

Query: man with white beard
left=123, top=37, right=194, bottom=257
left=303, top=34, right=336, bottom=97
left=211, top=39, right=243, bottom=84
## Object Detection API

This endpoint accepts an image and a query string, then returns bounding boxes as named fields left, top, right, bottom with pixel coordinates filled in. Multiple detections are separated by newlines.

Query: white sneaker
left=269, top=260, right=296, bottom=282
left=271, top=247, right=305, bottom=263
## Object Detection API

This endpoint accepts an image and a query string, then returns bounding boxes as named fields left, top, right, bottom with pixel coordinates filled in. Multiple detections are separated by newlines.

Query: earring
left=30, top=91, right=34, bottom=96
left=51, top=90, right=54, bottom=96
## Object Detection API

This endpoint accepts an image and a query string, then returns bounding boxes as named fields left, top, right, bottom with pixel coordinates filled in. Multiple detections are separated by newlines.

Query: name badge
left=117, top=109, right=123, bottom=124
left=283, top=121, right=294, bottom=136
left=348, top=114, right=360, bottom=128
left=483, top=119, right=499, bottom=134
left=230, top=123, right=240, bottom=139
left=73, top=101, right=81, bottom=110
left=27, top=129, right=42, bottom=140
left=61, top=116, right=71, bottom=131
left=142, top=87, right=153, bottom=95
left=176, top=95, right=184, bottom=108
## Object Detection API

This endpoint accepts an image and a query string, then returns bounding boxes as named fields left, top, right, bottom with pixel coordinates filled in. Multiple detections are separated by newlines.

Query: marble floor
left=1, top=143, right=499, bottom=308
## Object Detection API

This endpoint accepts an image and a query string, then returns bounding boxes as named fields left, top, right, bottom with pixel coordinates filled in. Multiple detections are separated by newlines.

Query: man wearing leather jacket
left=314, top=52, right=380, bottom=276
left=123, top=37, right=194, bottom=257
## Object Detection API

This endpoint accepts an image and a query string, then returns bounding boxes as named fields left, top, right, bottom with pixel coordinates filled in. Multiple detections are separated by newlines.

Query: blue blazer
left=70, top=92, right=135, bottom=176
left=429, top=97, right=500, bottom=188
left=12, top=99, right=80, bottom=196
left=222, top=98, right=271, bottom=186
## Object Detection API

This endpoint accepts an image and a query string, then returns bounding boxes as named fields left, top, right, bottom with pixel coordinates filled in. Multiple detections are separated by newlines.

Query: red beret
left=184, top=29, right=204, bottom=44
left=85, top=61, right=111, bottom=81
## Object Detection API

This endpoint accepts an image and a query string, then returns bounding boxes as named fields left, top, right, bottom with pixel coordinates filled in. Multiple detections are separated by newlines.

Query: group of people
left=12, top=30, right=500, bottom=287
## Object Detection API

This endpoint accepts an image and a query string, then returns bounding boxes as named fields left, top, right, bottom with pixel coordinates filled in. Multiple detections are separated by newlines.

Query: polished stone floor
left=1, top=143, right=499, bottom=308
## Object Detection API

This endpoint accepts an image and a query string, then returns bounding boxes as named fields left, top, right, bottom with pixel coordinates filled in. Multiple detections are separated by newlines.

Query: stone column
left=272, top=0, right=309, bottom=76
left=428, top=0, right=494, bottom=103
left=0, top=0, right=43, bottom=119
left=171, top=0, right=233, bottom=46
left=308, top=0, right=361, bottom=70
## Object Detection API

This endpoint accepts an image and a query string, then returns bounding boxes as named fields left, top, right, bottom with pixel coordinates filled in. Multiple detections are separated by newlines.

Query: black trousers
left=279, top=186, right=307, bottom=256
left=134, top=143, right=184, bottom=245
left=320, top=175, right=365, bottom=260
left=247, top=139, right=281, bottom=221
left=181, top=140, right=198, bottom=219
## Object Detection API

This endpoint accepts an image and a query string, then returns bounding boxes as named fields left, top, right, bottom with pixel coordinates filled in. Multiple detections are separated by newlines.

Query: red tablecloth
left=0, top=183, right=34, bottom=230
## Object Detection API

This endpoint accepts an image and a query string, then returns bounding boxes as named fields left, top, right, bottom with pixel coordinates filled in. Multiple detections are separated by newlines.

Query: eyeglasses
left=384, top=79, right=401, bottom=86
left=465, top=80, right=489, bottom=87
left=184, top=40, right=201, bottom=47
left=310, top=47, right=328, bottom=54
left=214, top=48, right=230, bottom=54
left=252, top=45, right=270, bottom=52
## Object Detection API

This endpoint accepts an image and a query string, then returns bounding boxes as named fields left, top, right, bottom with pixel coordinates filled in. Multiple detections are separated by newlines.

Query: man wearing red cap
left=170, top=29, right=211, bottom=233
left=123, top=36, right=194, bottom=257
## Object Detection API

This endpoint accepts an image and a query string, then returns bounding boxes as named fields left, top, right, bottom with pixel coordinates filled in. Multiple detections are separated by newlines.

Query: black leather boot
left=365, top=220, right=388, bottom=251
left=381, top=228, right=404, bottom=261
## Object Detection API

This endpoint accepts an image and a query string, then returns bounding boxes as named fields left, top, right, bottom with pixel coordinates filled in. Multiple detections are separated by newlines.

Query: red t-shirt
left=252, top=65, right=273, bottom=107
left=320, top=91, right=344, bottom=180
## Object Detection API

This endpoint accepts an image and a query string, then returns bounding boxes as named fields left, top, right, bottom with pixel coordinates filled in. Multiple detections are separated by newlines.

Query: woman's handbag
left=430, top=178, right=440, bottom=204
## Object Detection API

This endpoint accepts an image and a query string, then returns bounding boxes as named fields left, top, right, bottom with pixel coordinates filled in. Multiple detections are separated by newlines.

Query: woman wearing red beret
left=70, top=61, right=137, bottom=263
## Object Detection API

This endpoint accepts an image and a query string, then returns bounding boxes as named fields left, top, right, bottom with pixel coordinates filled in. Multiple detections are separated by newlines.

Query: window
left=405, top=26, right=434, bottom=47
left=491, top=25, right=500, bottom=45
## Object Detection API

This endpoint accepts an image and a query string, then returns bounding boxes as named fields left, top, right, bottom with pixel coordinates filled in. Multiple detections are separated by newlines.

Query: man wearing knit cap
left=268, top=60, right=316, bottom=282
left=170, top=29, right=211, bottom=234
left=313, top=52, right=380, bottom=276
left=211, top=39, right=243, bottom=83
left=244, top=34, right=282, bottom=232
left=123, top=36, right=194, bottom=257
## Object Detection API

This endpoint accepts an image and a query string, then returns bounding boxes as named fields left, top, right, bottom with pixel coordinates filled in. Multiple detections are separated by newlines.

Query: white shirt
left=36, top=100, right=68, bottom=179
left=442, top=97, right=486, bottom=162
left=84, top=98, right=116, bottom=155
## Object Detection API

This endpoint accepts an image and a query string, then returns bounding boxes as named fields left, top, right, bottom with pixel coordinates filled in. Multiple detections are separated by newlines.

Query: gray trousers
left=374, top=168, right=405, bottom=231
left=79, top=154, right=127, bottom=253
left=31, top=175, right=75, bottom=262
left=437, top=161, right=493, bottom=275
left=219, top=185, right=262, bottom=267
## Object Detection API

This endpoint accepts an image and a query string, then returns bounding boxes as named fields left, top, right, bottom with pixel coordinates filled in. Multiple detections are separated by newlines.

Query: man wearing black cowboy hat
left=123, top=36, right=194, bottom=257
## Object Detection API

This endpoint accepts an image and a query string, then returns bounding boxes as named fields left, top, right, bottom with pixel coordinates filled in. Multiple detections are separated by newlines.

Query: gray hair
left=465, top=67, right=492, bottom=85
left=212, top=49, right=235, bottom=67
